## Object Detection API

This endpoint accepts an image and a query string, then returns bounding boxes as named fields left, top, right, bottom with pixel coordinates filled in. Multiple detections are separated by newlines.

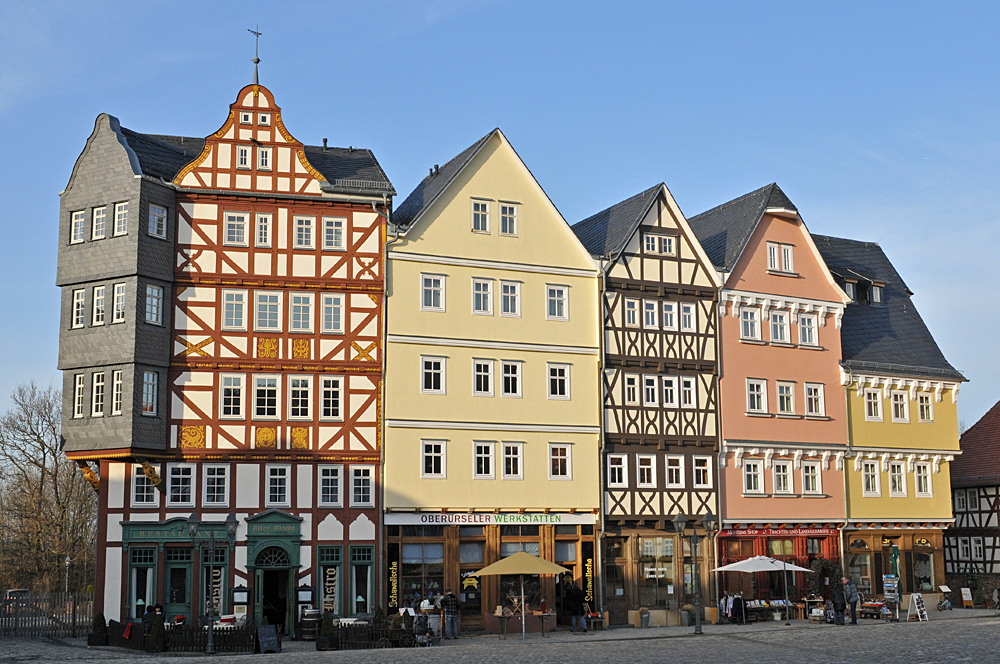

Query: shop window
left=908, top=552, right=935, bottom=592
left=401, top=542, right=444, bottom=608
left=768, top=539, right=793, bottom=557
left=638, top=537, right=674, bottom=607
left=128, top=547, right=157, bottom=619
left=350, top=546, right=374, bottom=615
left=318, top=546, right=342, bottom=615
left=459, top=542, right=484, bottom=564
left=849, top=553, right=873, bottom=593
left=849, top=539, right=869, bottom=549
left=554, top=542, right=577, bottom=562
left=726, top=539, right=754, bottom=559
left=806, top=538, right=823, bottom=556
left=500, top=525, right=539, bottom=537
left=502, top=573, right=540, bottom=609
left=202, top=546, right=227, bottom=616
left=605, top=538, right=626, bottom=560
left=501, top=541, right=541, bottom=557
left=604, top=563, right=625, bottom=598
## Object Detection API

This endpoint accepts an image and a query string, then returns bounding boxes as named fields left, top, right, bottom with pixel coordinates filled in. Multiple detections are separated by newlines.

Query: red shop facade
left=716, top=527, right=841, bottom=600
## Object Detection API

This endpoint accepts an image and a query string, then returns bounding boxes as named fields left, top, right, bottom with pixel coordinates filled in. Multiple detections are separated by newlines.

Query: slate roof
left=687, top=183, right=797, bottom=272
left=952, top=400, right=1000, bottom=487
left=812, top=234, right=965, bottom=381
left=570, top=184, right=661, bottom=258
left=392, top=130, right=496, bottom=231
left=119, top=128, right=394, bottom=196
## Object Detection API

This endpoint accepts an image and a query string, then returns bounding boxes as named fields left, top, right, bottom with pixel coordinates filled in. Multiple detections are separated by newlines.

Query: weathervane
left=248, top=25, right=262, bottom=84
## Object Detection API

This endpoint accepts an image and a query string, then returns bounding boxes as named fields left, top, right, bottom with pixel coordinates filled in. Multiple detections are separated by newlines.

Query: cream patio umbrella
left=712, top=556, right=813, bottom=624
left=472, top=551, right=571, bottom=639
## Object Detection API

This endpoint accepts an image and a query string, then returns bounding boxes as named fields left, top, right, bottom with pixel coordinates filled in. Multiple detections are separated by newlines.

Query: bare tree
left=0, top=382, right=96, bottom=591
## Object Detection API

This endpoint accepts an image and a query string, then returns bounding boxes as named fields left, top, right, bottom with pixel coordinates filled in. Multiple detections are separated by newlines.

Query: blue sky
left=1, top=1, right=997, bottom=426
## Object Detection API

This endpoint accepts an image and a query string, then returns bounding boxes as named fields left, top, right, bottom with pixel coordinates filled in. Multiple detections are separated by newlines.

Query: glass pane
left=460, top=543, right=484, bottom=564
left=459, top=526, right=484, bottom=536
left=911, top=553, right=934, bottom=591
left=554, top=525, right=577, bottom=535
left=849, top=553, right=872, bottom=593
left=554, top=542, right=576, bottom=561
left=402, top=544, right=424, bottom=564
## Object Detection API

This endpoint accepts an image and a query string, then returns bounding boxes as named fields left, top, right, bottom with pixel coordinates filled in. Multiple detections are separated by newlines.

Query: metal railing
left=0, top=592, right=94, bottom=638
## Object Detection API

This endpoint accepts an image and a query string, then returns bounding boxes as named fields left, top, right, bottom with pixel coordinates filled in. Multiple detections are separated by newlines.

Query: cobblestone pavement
left=3, top=610, right=997, bottom=663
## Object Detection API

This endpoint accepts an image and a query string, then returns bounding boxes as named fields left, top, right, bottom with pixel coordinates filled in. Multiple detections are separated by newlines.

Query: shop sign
left=583, top=541, right=596, bottom=604
left=718, top=528, right=837, bottom=537
left=386, top=544, right=400, bottom=610
left=384, top=512, right=596, bottom=526
left=247, top=523, right=299, bottom=537
left=206, top=567, right=223, bottom=614
left=323, top=566, right=339, bottom=613
left=644, top=567, right=670, bottom=579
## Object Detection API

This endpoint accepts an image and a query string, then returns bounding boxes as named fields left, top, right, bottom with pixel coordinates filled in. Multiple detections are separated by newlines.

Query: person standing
left=842, top=576, right=860, bottom=625
left=567, top=582, right=587, bottom=633
left=439, top=588, right=460, bottom=640
left=831, top=586, right=846, bottom=626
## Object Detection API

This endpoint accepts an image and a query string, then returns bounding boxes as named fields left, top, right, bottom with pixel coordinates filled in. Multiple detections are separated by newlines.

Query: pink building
left=690, top=184, right=851, bottom=601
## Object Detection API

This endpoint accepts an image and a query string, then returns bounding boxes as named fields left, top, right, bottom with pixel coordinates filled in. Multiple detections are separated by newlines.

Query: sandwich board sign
left=906, top=593, right=928, bottom=622
left=961, top=588, right=974, bottom=608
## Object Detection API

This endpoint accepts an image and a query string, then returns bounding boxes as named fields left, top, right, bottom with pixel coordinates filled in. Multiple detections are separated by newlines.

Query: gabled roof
left=812, top=234, right=965, bottom=382
left=392, top=130, right=495, bottom=231
left=570, top=184, right=661, bottom=257
left=952, top=400, right=1000, bottom=487
left=118, top=123, right=393, bottom=196
left=688, top=183, right=796, bottom=272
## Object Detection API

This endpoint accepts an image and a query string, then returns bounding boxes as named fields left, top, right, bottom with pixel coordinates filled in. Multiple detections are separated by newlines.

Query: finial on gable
left=248, top=25, right=263, bottom=85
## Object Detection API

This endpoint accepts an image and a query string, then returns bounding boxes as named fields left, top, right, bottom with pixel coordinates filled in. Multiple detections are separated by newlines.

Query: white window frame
left=546, top=284, right=569, bottom=321
left=624, top=375, right=639, bottom=406
left=959, top=537, right=971, bottom=561
left=747, top=379, right=767, bottom=413
left=289, top=292, right=314, bottom=333
left=141, top=371, right=158, bottom=416
left=421, top=439, right=447, bottom=479
left=294, top=216, right=315, bottom=249
left=660, top=235, right=676, bottom=256
left=741, top=307, right=760, bottom=340
left=680, top=302, right=696, bottom=332
left=776, top=381, right=795, bottom=415
left=871, top=285, right=883, bottom=303
left=148, top=204, right=167, bottom=239
left=72, top=289, right=85, bottom=328
left=288, top=375, right=312, bottom=421
left=203, top=464, right=230, bottom=507
left=252, top=374, right=281, bottom=421
left=864, top=389, right=883, bottom=422
left=256, top=213, right=272, bottom=247
left=548, top=443, right=572, bottom=480
left=145, top=285, right=163, bottom=325
left=501, top=361, right=522, bottom=398
left=643, top=375, right=658, bottom=407
left=781, top=244, right=794, bottom=272
left=968, top=488, right=980, bottom=510
left=320, top=376, right=344, bottom=422
left=92, top=285, right=106, bottom=326
left=71, top=210, right=85, bottom=243
left=845, top=281, right=857, bottom=301
left=222, top=290, right=248, bottom=331
left=318, top=465, right=344, bottom=508
left=638, top=455, right=657, bottom=488
left=131, top=465, right=158, bottom=508
left=223, top=212, right=249, bottom=247
left=918, top=394, right=934, bottom=422
left=805, top=383, right=825, bottom=416
left=420, top=356, right=446, bottom=395
left=220, top=374, right=244, bottom=420
left=643, top=300, right=658, bottom=329
left=255, top=291, right=283, bottom=332
left=770, top=311, right=789, bottom=343
left=798, top=314, right=818, bottom=346
left=662, top=376, right=678, bottom=408
left=266, top=464, right=292, bottom=508
left=954, top=490, right=967, bottom=511
left=972, top=537, right=984, bottom=561
left=473, top=359, right=494, bottom=397
left=91, top=372, right=105, bottom=417
left=665, top=455, right=683, bottom=488
left=501, top=442, right=523, bottom=480
left=662, top=301, right=677, bottom=331
left=744, top=460, right=763, bottom=494
left=420, top=274, right=445, bottom=312
left=773, top=460, right=793, bottom=494
left=499, top=202, right=518, bottom=236
left=472, top=278, right=493, bottom=316
left=624, top=299, right=639, bottom=328
left=891, top=391, right=909, bottom=423
left=320, top=293, right=344, bottom=334
left=166, top=463, right=195, bottom=507
left=240, top=112, right=252, bottom=124
left=112, top=283, right=127, bottom=323
left=323, top=217, right=346, bottom=251
left=681, top=377, right=696, bottom=408
left=236, top=145, right=251, bottom=169
left=767, top=242, right=780, bottom=271
left=258, top=112, right=270, bottom=125
left=73, top=375, right=85, bottom=418
left=474, top=442, right=495, bottom=480
left=111, top=370, right=123, bottom=415
left=257, top=146, right=271, bottom=171
left=644, top=234, right=657, bottom=253
left=500, top=280, right=520, bottom=317
left=862, top=460, right=881, bottom=497
left=915, top=462, right=933, bottom=497
left=693, top=456, right=712, bottom=488
left=607, top=454, right=627, bottom=488
left=92, top=206, right=107, bottom=240
left=802, top=461, right=822, bottom=494
left=547, top=363, right=570, bottom=400
left=471, top=199, right=490, bottom=233
left=888, top=461, right=906, bottom=497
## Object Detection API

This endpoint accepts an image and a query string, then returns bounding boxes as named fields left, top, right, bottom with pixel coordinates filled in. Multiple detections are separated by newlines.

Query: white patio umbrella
left=472, top=552, right=571, bottom=640
left=712, top=556, right=813, bottom=623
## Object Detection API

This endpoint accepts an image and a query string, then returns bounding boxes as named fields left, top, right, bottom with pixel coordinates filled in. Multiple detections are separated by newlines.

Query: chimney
left=322, top=138, right=328, bottom=151
left=429, top=168, right=434, bottom=177
left=434, top=164, right=440, bottom=175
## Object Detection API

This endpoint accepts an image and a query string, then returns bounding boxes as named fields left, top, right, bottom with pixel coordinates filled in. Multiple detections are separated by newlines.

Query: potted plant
left=87, top=612, right=108, bottom=646
left=315, top=611, right=338, bottom=651
left=144, top=616, right=166, bottom=653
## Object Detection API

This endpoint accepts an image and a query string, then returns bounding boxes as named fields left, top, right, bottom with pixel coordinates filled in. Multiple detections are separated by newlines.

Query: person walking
left=439, top=588, right=461, bottom=640
left=831, top=586, right=847, bottom=626
left=567, top=582, right=587, bottom=633
left=842, top=576, right=860, bottom=625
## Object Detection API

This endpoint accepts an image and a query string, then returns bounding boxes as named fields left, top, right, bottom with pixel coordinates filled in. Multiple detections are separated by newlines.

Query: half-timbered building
left=815, top=235, right=964, bottom=606
left=59, top=73, right=393, bottom=634
left=689, top=184, right=851, bottom=600
left=945, top=400, right=1000, bottom=603
left=383, top=129, right=601, bottom=632
left=572, top=184, right=722, bottom=626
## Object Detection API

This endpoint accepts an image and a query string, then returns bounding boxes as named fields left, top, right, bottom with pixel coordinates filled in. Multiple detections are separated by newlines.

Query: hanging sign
left=323, top=566, right=339, bottom=613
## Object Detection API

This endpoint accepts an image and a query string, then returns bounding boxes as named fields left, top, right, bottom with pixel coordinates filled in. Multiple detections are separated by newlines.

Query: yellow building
left=383, top=129, right=600, bottom=631
left=814, top=235, right=965, bottom=605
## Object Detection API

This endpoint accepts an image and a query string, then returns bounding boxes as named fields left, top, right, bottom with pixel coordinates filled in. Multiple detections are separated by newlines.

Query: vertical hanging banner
left=323, top=566, right=339, bottom=613
left=387, top=543, right=400, bottom=611
left=206, top=566, right=223, bottom=614
left=582, top=541, right=596, bottom=605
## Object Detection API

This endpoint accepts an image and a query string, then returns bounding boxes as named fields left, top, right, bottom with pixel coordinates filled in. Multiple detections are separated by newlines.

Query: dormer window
left=871, top=285, right=882, bottom=303
left=258, top=113, right=270, bottom=125
left=240, top=112, right=252, bottom=124
left=766, top=242, right=794, bottom=273
left=845, top=281, right=857, bottom=301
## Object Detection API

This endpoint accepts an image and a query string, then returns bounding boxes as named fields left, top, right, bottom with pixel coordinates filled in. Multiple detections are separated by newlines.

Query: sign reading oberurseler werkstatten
left=384, top=512, right=596, bottom=525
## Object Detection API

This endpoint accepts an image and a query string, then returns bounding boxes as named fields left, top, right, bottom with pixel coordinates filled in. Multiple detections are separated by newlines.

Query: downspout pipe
left=373, top=194, right=395, bottom=611
left=840, top=365, right=854, bottom=575
left=596, top=252, right=611, bottom=618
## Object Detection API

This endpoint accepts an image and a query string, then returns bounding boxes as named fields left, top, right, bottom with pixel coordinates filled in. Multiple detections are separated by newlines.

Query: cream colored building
left=383, top=129, right=600, bottom=631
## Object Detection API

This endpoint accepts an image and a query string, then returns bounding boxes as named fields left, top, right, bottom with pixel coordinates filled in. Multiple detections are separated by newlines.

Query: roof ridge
left=688, top=182, right=774, bottom=221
